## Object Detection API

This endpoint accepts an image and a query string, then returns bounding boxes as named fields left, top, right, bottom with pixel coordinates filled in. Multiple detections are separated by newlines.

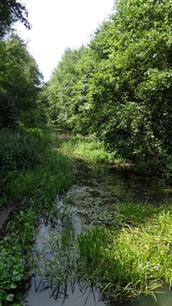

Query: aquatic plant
left=0, top=130, right=73, bottom=305
left=77, top=205, right=172, bottom=300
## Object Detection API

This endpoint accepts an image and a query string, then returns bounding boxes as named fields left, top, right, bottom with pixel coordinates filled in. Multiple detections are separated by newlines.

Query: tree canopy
left=47, top=0, right=172, bottom=172
left=0, top=34, right=43, bottom=127
left=0, top=0, right=30, bottom=38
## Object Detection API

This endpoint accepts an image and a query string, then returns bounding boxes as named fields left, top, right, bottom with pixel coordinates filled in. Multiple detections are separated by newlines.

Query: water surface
left=23, top=165, right=172, bottom=306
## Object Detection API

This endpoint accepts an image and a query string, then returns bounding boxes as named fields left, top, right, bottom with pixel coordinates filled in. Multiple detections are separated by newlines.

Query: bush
left=0, top=128, right=73, bottom=208
left=0, top=128, right=48, bottom=172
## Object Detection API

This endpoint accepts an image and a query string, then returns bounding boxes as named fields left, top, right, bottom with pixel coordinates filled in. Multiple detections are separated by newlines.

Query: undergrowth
left=1, top=130, right=172, bottom=304
left=0, top=128, right=73, bottom=305
left=56, top=133, right=124, bottom=164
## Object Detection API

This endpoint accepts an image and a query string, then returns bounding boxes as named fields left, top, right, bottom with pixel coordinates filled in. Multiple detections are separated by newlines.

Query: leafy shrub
left=0, top=128, right=48, bottom=172
left=0, top=208, right=37, bottom=304
left=0, top=133, right=73, bottom=303
left=47, top=0, right=172, bottom=174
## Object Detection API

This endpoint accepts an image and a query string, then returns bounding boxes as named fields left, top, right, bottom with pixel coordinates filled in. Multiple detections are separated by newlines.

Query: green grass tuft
left=56, top=133, right=123, bottom=163
left=0, top=129, right=73, bottom=304
left=78, top=204, right=172, bottom=299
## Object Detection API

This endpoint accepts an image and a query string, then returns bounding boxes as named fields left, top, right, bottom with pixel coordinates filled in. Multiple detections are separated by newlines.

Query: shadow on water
left=23, top=161, right=172, bottom=306
left=91, top=162, right=172, bottom=204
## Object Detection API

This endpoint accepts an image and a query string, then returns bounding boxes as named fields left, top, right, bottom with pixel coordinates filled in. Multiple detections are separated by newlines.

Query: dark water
left=23, top=166, right=172, bottom=306
left=96, top=164, right=172, bottom=204
left=24, top=279, right=172, bottom=306
left=128, top=289, right=172, bottom=306
left=23, top=222, right=172, bottom=306
left=24, top=276, right=106, bottom=306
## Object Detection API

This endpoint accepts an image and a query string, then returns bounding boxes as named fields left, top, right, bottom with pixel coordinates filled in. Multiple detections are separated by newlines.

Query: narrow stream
left=23, top=195, right=107, bottom=306
left=23, top=165, right=172, bottom=306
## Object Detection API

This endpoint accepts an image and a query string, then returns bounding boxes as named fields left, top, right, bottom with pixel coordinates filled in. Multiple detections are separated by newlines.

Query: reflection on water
left=23, top=165, right=172, bottom=306
left=23, top=208, right=172, bottom=306
left=24, top=276, right=106, bottom=306
left=76, top=159, right=171, bottom=204
left=24, top=277, right=172, bottom=306
left=128, top=288, right=172, bottom=306
left=99, top=165, right=172, bottom=204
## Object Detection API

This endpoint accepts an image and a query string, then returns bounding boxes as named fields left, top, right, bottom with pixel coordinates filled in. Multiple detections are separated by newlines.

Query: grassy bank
left=1, top=131, right=172, bottom=304
left=78, top=203, right=172, bottom=301
left=56, top=132, right=124, bottom=164
left=54, top=134, right=172, bottom=301
left=0, top=128, right=73, bottom=305
left=39, top=196, right=172, bottom=302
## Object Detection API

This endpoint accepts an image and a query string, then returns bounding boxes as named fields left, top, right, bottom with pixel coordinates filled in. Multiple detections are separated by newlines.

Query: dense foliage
left=1, top=0, right=172, bottom=304
left=47, top=0, right=172, bottom=174
left=0, top=129, right=73, bottom=304
left=0, top=0, right=30, bottom=38
left=0, top=7, right=56, bottom=304
left=47, top=47, right=93, bottom=132
left=0, top=34, right=44, bottom=128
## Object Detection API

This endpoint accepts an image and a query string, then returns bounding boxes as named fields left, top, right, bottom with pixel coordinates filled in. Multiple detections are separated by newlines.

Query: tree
left=0, top=34, right=43, bottom=127
left=47, top=47, right=88, bottom=130
left=87, top=0, right=172, bottom=168
left=0, top=0, right=30, bottom=38
left=47, top=0, right=172, bottom=172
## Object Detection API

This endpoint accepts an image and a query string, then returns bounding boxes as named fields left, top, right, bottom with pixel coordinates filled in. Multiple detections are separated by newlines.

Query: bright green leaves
left=47, top=47, right=93, bottom=133
left=47, top=0, right=172, bottom=173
